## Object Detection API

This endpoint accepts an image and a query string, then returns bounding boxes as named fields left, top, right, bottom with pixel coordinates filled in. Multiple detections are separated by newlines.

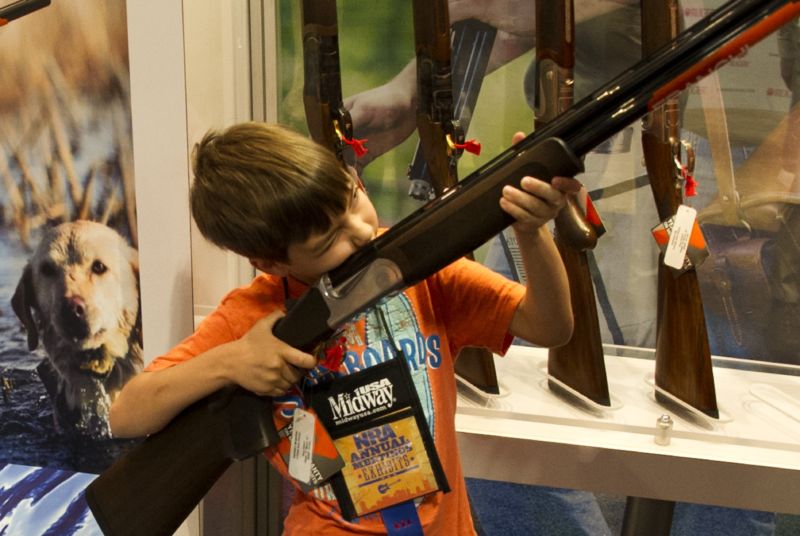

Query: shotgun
left=85, top=2, right=799, bottom=533
left=301, top=0, right=363, bottom=166
left=537, top=0, right=611, bottom=406
left=411, top=0, right=501, bottom=395
left=641, top=0, right=718, bottom=418
left=0, top=0, right=50, bottom=25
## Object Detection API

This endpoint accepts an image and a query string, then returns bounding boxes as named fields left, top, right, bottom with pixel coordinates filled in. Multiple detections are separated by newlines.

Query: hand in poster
left=344, top=0, right=633, bottom=172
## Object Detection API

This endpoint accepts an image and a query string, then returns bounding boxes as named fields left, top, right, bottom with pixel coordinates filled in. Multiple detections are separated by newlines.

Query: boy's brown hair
left=190, top=122, right=352, bottom=262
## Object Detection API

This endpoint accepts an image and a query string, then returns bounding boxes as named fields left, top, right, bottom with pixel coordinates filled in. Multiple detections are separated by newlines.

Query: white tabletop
left=456, top=345, right=800, bottom=514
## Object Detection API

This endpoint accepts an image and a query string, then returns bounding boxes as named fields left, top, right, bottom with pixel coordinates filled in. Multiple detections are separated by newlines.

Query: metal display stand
left=621, top=496, right=676, bottom=536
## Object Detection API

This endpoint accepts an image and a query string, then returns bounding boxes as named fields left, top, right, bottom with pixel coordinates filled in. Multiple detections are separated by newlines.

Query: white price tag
left=664, top=205, right=697, bottom=270
left=288, top=408, right=316, bottom=484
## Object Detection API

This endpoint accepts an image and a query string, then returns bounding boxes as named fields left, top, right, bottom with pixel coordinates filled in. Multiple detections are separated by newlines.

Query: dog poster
left=0, top=0, right=140, bottom=484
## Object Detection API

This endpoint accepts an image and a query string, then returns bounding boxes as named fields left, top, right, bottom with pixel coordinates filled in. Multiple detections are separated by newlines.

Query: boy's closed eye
left=310, top=183, right=361, bottom=257
left=311, top=232, right=339, bottom=258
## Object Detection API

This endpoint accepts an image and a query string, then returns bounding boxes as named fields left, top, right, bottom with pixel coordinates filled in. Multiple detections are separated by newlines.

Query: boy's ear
left=249, top=258, right=289, bottom=276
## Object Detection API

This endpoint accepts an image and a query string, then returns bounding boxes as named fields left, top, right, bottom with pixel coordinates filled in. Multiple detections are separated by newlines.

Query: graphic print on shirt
left=362, top=294, right=437, bottom=437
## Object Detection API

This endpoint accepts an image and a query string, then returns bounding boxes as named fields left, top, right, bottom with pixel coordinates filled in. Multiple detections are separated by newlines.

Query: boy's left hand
left=500, top=175, right=582, bottom=233
left=499, top=131, right=583, bottom=234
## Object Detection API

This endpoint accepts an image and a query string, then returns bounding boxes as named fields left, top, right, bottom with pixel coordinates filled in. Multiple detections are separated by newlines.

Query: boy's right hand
left=229, top=311, right=317, bottom=397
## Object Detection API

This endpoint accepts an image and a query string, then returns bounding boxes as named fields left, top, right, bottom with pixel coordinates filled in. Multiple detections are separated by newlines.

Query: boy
left=109, top=122, right=580, bottom=534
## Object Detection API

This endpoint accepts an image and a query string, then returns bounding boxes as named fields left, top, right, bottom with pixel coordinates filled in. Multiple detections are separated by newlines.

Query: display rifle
left=0, top=0, right=50, bottom=25
left=536, top=0, right=611, bottom=406
left=409, top=0, right=463, bottom=197
left=84, top=2, right=799, bottom=534
left=641, top=0, right=718, bottom=418
left=411, top=0, right=502, bottom=395
left=300, top=0, right=365, bottom=166
left=407, top=18, right=496, bottom=201
left=534, top=4, right=601, bottom=254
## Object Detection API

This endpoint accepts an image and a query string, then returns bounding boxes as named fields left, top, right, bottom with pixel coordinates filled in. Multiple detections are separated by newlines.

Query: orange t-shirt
left=146, top=257, right=525, bottom=535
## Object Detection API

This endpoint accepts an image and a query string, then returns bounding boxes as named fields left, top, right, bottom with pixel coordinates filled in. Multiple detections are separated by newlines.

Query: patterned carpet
left=466, top=478, right=798, bottom=536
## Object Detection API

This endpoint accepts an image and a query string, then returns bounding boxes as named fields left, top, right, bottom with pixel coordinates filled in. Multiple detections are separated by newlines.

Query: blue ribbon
left=379, top=500, right=424, bottom=536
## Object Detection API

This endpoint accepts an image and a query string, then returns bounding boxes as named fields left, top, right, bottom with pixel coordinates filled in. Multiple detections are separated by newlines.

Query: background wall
left=184, top=0, right=257, bottom=318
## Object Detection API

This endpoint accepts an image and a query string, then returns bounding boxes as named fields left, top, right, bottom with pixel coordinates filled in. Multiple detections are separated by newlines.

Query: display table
left=455, top=345, right=800, bottom=515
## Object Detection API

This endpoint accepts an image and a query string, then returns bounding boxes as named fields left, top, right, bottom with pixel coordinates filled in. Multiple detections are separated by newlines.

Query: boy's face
left=255, top=180, right=379, bottom=284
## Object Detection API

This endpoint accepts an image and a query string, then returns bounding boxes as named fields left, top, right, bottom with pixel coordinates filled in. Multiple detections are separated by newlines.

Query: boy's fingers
left=551, top=176, right=583, bottom=194
left=269, top=379, right=293, bottom=397
left=499, top=197, right=529, bottom=221
left=516, top=178, right=565, bottom=207
left=511, top=131, right=525, bottom=145
left=284, top=349, right=318, bottom=371
left=283, top=364, right=306, bottom=384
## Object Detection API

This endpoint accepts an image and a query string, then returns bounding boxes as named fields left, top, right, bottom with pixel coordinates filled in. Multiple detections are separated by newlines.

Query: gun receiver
left=85, top=2, right=800, bottom=533
left=641, top=0, right=718, bottom=418
left=411, top=0, right=462, bottom=197
left=537, top=0, right=610, bottom=406
left=0, top=0, right=50, bottom=25
left=411, top=2, right=501, bottom=394
left=535, top=0, right=599, bottom=252
left=301, top=0, right=356, bottom=165
left=407, top=18, right=496, bottom=201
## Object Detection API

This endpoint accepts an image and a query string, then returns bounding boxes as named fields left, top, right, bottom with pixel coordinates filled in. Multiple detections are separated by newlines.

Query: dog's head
left=12, top=220, right=142, bottom=379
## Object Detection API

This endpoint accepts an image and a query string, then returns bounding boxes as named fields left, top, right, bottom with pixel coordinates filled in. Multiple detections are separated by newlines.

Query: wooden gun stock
left=641, top=0, right=718, bottom=418
left=85, top=390, right=277, bottom=536
left=548, top=241, right=610, bottom=405
left=536, top=0, right=610, bottom=406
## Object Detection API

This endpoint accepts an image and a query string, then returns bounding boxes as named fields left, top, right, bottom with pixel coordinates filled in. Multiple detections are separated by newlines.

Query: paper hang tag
left=651, top=204, right=709, bottom=275
left=288, top=408, right=317, bottom=484
left=275, top=406, right=345, bottom=493
left=664, top=205, right=697, bottom=269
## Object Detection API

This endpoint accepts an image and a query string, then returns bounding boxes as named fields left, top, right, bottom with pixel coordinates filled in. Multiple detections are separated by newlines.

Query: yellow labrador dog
left=12, top=220, right=142, bottom=437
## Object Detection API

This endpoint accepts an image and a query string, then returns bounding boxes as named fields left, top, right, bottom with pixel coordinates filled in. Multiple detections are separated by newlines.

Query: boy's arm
left=500, top=133, right=579, bottom=347
left=506, top=223, right=574, bottom=347
left=109, top=311, right=317, bottom=438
